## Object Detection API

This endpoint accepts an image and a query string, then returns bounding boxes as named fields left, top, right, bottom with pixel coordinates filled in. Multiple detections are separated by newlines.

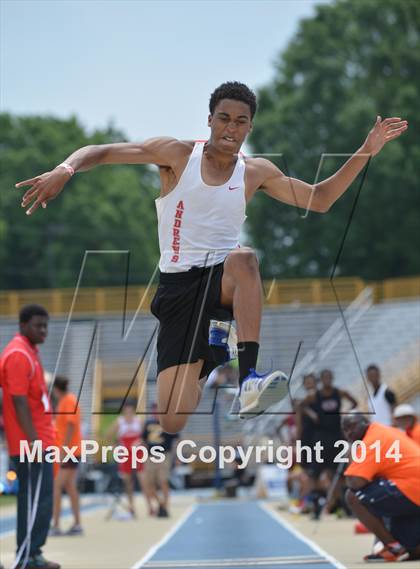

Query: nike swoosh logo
left=228, top=186, right=240, bottom=191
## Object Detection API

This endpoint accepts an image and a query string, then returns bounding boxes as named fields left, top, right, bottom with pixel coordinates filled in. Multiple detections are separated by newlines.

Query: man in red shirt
left=0, top=304, right=60, bottom=569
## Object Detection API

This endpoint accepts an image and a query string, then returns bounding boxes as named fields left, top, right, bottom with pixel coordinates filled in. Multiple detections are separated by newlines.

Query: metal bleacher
left=180, top=304, right=341, bottom=445
left=253, top=292, right=420, bottom=436
left=1, top=283, right=419, bottom=445
left=0, top=299, right=341, bottom=444
left=0, top=320, right=98, bottom=438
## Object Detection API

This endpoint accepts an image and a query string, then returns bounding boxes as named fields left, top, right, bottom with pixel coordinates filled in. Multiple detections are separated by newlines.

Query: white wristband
left=57, top=162, right=75, bottom=177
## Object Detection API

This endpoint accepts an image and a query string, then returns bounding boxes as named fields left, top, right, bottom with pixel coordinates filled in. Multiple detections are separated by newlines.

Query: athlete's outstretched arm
left=16, top=137, right=189, bottom=215
left=259, top=116, right=408, bottom=213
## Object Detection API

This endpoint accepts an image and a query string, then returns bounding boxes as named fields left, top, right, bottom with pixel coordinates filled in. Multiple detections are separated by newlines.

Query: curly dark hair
left=19, top=304, right=49, bottom=323
left=209, top=81, right=257, bottom=119
left=53, top=375, right=69, bottom=393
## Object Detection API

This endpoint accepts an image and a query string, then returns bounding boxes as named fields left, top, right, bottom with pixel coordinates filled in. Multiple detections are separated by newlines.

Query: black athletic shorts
left=151, top=262, right=233, bottom=378
left=355, top=479, right=420, bottom=549
left=306, top=432, right=340, bottom=478
left=300, top=434, right=315, bottom=471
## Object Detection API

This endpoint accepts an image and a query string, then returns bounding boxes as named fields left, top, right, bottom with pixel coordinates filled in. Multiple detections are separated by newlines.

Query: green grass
left=0, top=494, right=17, bottom=507
left=98, top=414, right=118, bottom=437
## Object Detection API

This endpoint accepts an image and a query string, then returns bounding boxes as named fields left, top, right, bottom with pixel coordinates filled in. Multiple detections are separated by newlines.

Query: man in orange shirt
left=50, top=376, right=83, bottom=536
left=0, top=304, right=60, bottom=569
left=393, top=404, right=420, bottom=446
left=343, top=414, right=420, bottom=563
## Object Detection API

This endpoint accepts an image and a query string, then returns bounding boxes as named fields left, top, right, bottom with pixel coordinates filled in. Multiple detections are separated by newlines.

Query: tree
left=247, top=0, right=420, bottom=280
left=0, top=114, right=160, bottom=289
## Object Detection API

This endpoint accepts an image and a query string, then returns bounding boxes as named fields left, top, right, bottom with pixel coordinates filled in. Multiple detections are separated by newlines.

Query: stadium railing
left=0, top=276, right=419, bottom=317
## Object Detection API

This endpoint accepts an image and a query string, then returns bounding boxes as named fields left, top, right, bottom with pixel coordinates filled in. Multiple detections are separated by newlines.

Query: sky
left=1, top=0, right=329, bottom=142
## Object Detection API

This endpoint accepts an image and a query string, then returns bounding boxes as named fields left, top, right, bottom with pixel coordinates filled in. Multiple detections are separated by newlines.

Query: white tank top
left=155, top=141, right=246, bottom=272
left=371, top=383, right=393, bottom=426
left=118, top=416, right=141, bottom=439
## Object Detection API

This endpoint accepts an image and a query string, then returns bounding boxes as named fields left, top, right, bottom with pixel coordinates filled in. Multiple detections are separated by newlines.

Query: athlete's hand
left=15, top=166, right=72, bottom=215
left=362, top=116, right=408, bottom=157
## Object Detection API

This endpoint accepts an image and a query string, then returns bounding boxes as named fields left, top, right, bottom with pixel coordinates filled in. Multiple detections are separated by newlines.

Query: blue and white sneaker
left=238, top=369, right=289, bottom=419
left=209, top=320, right=238, bottom=361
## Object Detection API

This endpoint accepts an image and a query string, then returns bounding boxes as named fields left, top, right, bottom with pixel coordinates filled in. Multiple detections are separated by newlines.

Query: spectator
left=0, top=304, right=60, bottom=569
left=50, top=376, right=83, bottom=536
left=142, top=403, right=178, bottom=517
left=106, top=400, right=150, bottom=518
left=276, top=413, right=297, bottom=447
left=296, top=373, right=318, bottom=452
left=293, top=373, right=318, bottom=511
left=366, top=364, right=397, bottom=426
left=393, top=404, right=420, bottom=446
left=301, top=369, right=357, bottom=517
left=0, top=389, right=4, bottom=438
left=343, top=414, right=420, bottom=562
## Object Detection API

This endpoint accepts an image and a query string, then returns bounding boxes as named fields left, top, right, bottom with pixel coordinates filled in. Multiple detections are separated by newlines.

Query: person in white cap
left=393, top=404, right=420, bottom=446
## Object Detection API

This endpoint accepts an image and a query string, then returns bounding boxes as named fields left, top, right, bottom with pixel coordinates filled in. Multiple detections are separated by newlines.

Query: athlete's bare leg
left=136, top=472, right=154, bottom=515
left=142, top=474, right=161, bottom=514
left=52, top=468, right=81, bottom=528
left=156, top=249, right=263, bottom=432
left=159, top=478, right=170, bottom=511
left=157, top=360, right=204, bottom=433
left=121, top=473, right=136, bottom=516
left=52, top=468, right=65, bottom=529
left=63, top=469, right=81, bottom=526
left=220, top=248, right=262, bottom=341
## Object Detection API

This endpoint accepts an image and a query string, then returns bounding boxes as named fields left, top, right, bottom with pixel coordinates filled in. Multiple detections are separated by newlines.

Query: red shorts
left=118, top=437, right=145, bottom=474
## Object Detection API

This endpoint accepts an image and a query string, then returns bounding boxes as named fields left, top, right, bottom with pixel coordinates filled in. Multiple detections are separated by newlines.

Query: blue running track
left=134, top=501, right=343, bottom=569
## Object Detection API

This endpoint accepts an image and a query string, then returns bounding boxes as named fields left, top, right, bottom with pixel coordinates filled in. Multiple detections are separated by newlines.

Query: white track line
left=143, top=555, right=327, bottom=567
left=131, top=504, right=198, bottom=569
left=259, top=502, right=347, bottom=569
